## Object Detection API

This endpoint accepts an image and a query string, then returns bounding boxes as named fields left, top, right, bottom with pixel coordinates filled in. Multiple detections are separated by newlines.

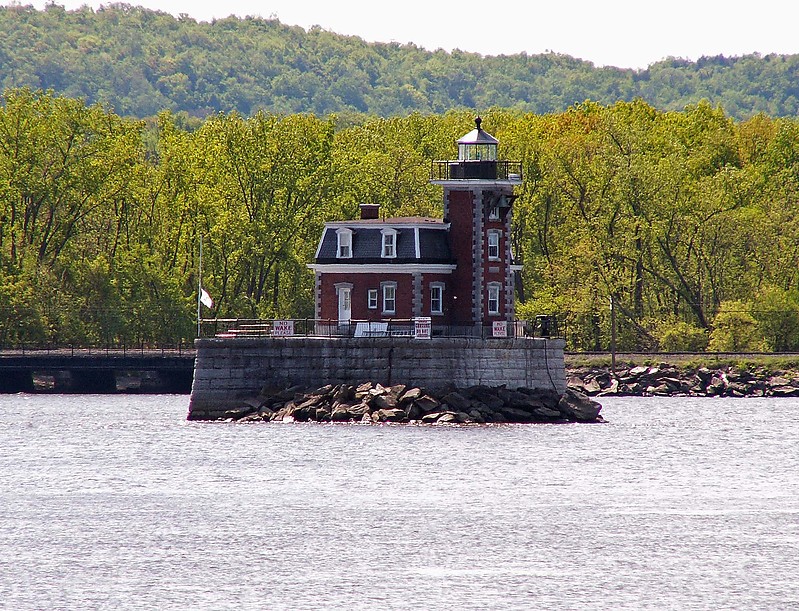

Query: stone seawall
left=188, top=337, right=566, bottom=420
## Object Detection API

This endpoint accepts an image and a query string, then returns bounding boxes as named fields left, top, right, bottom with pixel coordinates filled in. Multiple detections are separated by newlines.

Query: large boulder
left=414, top=394, right=441, bottom=413
left=399, top=387, right=423, bottom=403
left=333, top=384, right=355, bottom=402
left=434, top=412, right=458, bottom=424
left=222, top=405, right=258, bottom=420
left=705, top=375, right=726, bottom=396
left=373, top=408, right=406, bottom=422
left=531, top=406, right=564, bottom=421
left=373, top=393, right=398, bottom=410
left=581, top=378, right=602, bottom=395
left=441, top=391, right=470, bottom=411
left=499, top=406, right=533, bottom=422
left=466, top=386, right=505, bottom=410
left=566, top=375, right=587, bottom=393
left=557, top=389, right=603, bottom=423
left=770, top=385, right=799, bottom=397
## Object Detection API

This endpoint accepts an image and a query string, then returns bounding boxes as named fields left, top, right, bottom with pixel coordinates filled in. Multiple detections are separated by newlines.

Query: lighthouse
left=190, top=119, right=570, bottom=420
left=430, top=117, right=522, bottom=329
left=308, top=117, right=522, bottom=336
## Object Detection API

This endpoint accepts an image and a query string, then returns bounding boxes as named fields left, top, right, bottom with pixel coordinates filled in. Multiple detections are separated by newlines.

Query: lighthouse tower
left=430, top=117, right=522, bottom=329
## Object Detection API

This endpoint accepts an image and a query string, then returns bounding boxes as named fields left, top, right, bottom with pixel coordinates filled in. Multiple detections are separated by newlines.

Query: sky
left=14, top=0, right=799, bottom=69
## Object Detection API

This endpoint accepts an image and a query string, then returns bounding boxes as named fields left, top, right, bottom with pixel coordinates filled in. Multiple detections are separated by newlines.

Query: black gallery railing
left=430, top=160, right=523, bottom=181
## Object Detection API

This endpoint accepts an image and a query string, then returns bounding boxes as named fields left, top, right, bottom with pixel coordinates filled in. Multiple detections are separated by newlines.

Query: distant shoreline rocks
left=567, top=364, right=799, bottom=398
left=210, top=382, right=604, bottom=424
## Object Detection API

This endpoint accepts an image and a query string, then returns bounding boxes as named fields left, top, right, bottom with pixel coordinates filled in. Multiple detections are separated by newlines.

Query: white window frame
left=487, top=230, right=501, bottom=261
left=382, top=282, right=397, bottom=315
left=488, top=205, right=500, bottom=221
left=430, top=283, right=444, bottom=315
left=381, top=228, right=397, bottom=259
left=336, top=228, right=353, bottom=259
left=367, top=288, right=378, bottom=310
left=487, top=282, right=501, bottom=316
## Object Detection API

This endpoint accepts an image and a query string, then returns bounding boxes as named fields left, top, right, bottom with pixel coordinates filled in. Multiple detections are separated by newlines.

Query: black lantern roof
left=457, top=116, right=499, bottom=146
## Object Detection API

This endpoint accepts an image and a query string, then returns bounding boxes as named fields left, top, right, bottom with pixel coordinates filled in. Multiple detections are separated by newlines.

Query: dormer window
left=336, top=228, right=353, bottom=259
left=381, top=228, right=397, bottom=258
left=488, top=205, right=500, bottom=221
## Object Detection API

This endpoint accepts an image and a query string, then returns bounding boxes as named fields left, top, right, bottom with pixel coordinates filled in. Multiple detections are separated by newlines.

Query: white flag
left=200, top=288, right=214, bottom=309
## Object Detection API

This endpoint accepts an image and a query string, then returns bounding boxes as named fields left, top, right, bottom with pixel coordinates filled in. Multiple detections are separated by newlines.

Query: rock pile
left=568, top=364, right=799, bottom=398
left=221, top=382, right=603, bottom=424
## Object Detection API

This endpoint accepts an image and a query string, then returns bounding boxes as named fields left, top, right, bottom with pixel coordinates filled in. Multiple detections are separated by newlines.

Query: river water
left=0, top=394, right=797, bottom=610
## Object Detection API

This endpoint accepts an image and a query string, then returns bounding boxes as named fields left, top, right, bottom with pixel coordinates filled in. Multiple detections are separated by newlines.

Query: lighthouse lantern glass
left=459, top=142, right=497, bottom=161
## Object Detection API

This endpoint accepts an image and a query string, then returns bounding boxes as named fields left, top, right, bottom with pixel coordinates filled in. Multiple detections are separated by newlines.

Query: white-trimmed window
left=430, top=283, right=444, bottom=315
left=367, top=289, right=378, bottom=310
left=488, top=205, right=500, bottom=221
left=487, top=230, right=501, bottom=261
left=336, top=228, right=353, bottom=258
left=381, top=228, right=397, bottom=258
left=382, top=282, right=397, bottom=315
left=487, top=282, right=501, bottom=315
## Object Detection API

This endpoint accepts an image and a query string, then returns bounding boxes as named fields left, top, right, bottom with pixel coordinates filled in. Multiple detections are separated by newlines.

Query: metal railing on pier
left=0, top=342, right=193, bottom=357
left=199, top=316, right=561, bottom=340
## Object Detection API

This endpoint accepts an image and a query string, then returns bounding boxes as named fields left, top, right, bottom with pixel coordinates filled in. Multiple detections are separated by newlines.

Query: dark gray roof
left=315, top=224, right=453, bottom=265
left=457, top=117, right=499, bottom=145
left=457, top=128, right=499, bottom=145
left=418, top=228, right=452, bottom=261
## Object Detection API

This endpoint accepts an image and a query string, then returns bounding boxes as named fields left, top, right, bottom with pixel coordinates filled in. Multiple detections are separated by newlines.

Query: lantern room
left=457, top=116, right=498, bottom=161
left=430, top=117, right=521, bottom=182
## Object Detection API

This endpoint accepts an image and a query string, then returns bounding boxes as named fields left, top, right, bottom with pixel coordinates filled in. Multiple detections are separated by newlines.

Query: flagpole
left=197, top=236, right=202, bottom=338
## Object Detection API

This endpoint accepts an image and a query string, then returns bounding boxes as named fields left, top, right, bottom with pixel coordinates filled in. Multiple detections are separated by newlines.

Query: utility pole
left=610, top=294, right=617, bottom=378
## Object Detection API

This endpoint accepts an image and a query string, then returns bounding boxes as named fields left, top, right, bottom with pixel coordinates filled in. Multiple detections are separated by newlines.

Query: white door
left=338, top=287, right=351, bottom=325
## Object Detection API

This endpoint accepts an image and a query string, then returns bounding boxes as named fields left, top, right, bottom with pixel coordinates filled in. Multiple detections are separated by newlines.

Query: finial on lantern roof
left=475, top=116, right=482, bottom=131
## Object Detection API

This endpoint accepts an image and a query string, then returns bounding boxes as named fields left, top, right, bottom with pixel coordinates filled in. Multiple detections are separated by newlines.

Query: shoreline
left=566, top=363, right=799, bottom=398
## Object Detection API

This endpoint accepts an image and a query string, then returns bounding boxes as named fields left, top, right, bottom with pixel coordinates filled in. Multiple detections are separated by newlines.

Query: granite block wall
left=188, top=337, right=565, bottom=419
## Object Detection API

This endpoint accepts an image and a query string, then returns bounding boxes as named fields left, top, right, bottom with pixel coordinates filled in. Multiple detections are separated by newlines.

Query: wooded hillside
left=3, top=89, right=799, bottom=352
left=2, top=4, right=799, bottom=120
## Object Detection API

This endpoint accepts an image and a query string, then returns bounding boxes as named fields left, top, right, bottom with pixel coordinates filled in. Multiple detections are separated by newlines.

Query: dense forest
left=2, top=4, right=799, bottom=121
left=3, top=88, right=799, bottom=352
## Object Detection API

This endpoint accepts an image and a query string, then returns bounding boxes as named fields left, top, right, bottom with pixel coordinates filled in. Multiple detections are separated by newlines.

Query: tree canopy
left=3, top=88, right=799, bottom=351
left=2, top=4, right=799, bottom=121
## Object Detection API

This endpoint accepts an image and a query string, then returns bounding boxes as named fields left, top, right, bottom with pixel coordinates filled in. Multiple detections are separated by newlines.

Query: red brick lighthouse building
left=309, top=118, right=522, bottom=333
left=431, top=116, right=522, bottom=328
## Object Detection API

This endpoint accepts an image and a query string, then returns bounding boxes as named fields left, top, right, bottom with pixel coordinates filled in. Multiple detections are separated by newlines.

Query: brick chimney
left=359, top=204, right=380, bottom=220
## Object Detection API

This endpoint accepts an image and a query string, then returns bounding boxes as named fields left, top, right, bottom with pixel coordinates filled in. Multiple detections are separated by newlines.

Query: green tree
left=751, top=286, right=799, bottom=352
left=708, top=301, right=765, bottom=352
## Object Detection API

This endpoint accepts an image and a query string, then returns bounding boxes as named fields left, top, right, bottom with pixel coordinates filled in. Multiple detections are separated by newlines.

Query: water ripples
left=1, top=394, right=798, bottom=609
